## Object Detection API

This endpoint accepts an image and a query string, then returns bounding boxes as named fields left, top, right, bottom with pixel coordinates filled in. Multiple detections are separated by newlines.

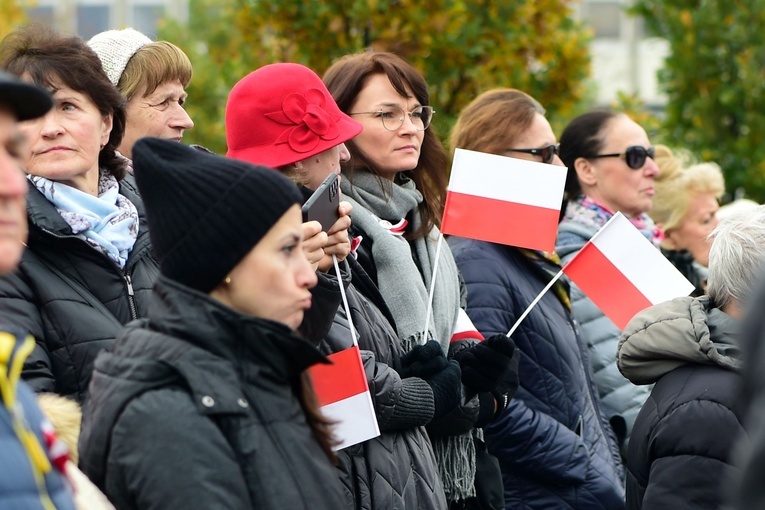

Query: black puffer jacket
left=450, top=238, right=625, bottom=510
left=618, top=296, right=744, bottom=510
left=0, top=180, right=158, bottom=402
left=79, top=276, right=346, bottom=510
left=321, top=257, right=447, bottom=509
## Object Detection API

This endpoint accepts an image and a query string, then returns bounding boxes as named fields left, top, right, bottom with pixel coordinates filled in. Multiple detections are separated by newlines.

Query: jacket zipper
left=122, top=271, right=138, bottom=320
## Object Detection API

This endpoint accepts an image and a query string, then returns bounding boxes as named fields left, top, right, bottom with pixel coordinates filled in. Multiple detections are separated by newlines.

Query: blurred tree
left=0, top=0, right=27, bottom=40
left=632, top=0, right=765, bottom=200
left=163, top=0, right=592, bottom=154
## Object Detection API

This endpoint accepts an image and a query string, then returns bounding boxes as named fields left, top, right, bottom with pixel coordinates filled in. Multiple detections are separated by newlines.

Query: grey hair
left=707, top=204, right=765, bottom=309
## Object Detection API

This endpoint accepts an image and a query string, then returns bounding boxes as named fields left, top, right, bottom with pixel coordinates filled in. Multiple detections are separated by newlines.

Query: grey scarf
left=342, top=170, right=476, bottom=501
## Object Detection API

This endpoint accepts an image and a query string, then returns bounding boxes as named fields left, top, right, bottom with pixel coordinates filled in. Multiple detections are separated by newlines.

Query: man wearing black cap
left=0, top=70, right=78, bottom=509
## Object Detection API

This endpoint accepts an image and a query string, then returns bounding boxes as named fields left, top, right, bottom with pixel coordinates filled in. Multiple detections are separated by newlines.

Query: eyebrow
left=374, top=100, right=422, bottom=108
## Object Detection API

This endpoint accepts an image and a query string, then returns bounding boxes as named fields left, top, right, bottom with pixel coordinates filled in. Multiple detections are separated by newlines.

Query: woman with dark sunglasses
left=555, top=110, right=660, bottom=459
left=448, top=89, right=626, bottom=510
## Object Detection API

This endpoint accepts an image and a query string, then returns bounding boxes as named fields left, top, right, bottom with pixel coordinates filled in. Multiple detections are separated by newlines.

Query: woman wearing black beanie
left=78, top=137, right=346, bottom=509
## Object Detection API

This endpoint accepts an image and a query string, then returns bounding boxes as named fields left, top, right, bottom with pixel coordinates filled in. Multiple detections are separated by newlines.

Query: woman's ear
left=100, top=113, right=113, bottom=148
left=663, top=228, right=680, bottom=250
left=574, top=156, right=597, bottom=188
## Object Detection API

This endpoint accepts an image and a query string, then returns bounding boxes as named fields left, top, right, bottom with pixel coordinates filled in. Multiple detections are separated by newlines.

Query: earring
left=224, top=276, right=232, bottom=285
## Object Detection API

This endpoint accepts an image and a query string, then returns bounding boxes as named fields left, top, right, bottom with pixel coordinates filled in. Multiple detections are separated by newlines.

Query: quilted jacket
left=450, top=238, right=625, bottom=510
left=618, top=296, right=744, bottom=510
left=79, top=276, right=346, bottom=510
left=0, top=179, right=158, bottom=402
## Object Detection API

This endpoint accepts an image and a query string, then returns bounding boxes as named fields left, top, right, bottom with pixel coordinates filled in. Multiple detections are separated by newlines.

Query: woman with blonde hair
left=650, top=145, right=724, bottom=296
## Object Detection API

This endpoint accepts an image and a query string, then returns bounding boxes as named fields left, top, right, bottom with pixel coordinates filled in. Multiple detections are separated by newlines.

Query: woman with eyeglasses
left=556, top=110, right=660, bottom=457
left=448, top=89, right=625, bottom=510
left=324, top=52, right=519, bottom=510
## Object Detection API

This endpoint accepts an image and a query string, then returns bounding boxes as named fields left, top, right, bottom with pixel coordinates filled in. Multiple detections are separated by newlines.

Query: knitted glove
left=452, top=334, right=518, bottom=395
left=424, top=360, right=462, bottom=419
left=399, top=340, right=448, bottom=379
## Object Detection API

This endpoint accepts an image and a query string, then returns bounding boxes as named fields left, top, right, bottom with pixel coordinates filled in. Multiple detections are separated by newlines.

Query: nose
left=39, top=111, right=63, bottom=139
left=0, top=155, right=28, bottom=200
left=338, top=143, right=350, bottom=162
left=552, top=154, right=565, bottom=167
left=643, top=156, right=660, bottom=177
left=398, top=112, right=418, bottom=135
left=297, top=250, right=318, bottom=290
left=171, top=104, right=194, bottom=131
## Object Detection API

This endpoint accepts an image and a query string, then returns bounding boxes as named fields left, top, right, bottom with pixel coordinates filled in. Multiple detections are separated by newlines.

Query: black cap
left=132, top=137, right=303, bottom=293
left=0, top=70, right=52, bottom=121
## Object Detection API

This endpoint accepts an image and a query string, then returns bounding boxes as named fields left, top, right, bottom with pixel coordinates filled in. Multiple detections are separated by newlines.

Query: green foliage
left=0, top=0, right=28, bottom=40
left=163, top=0, right=592, bottom=154
left=632, top=0, right=765, bottom=200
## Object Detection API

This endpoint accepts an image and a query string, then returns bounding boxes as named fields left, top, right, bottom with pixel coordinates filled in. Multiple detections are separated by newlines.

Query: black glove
left=452, top=334, right=518, bottom=395
left=424, top=360, right=462, bottom=419
left=399, top=340, right=448, bottom=379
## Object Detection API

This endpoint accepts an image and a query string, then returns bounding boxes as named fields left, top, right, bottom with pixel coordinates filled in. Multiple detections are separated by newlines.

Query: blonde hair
left=650, top=144, right=725, bottom=237
left=117, top=41, right=192, bottom=101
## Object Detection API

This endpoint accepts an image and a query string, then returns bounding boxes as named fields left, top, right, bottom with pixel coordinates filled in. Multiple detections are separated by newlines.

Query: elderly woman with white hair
left=615, top=206, right=765, bottom=510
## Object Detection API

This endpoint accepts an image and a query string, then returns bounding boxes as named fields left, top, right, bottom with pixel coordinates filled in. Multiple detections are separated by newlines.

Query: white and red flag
left=562, top=212, right=694, bottom=329
left=307, top=255, right=380, bottom=451
left=441, top=148, right=567, bottom=252
left=308, top=345, right=379, bottom=450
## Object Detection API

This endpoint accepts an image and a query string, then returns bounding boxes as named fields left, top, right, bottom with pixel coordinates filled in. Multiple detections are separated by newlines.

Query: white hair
left=707, top=204, right=765, bottom=309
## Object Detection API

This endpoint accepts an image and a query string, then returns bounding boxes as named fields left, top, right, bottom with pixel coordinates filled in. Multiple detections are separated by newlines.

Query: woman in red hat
left=225, top=62, right=461, bottom=510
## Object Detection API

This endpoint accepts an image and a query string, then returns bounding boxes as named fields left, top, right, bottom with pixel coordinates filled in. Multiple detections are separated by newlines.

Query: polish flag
left=562, top=212, right=694, bottom=329
left=308, top=345, right=380, bottom=450
left=441, top=148, right=567, bottom=252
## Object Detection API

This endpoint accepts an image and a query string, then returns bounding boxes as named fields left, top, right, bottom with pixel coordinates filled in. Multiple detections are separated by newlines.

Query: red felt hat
left=225, top=63, right=363, bottom=168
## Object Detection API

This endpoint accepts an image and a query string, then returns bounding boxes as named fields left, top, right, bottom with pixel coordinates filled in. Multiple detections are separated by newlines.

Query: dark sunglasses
left=507, top=143, right=560, bottom=164
left=589, top=145, right=655, bottom=170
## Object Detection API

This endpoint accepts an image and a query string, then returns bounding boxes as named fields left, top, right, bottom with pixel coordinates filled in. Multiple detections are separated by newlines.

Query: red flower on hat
left=266, top=89, right=340, bottom=153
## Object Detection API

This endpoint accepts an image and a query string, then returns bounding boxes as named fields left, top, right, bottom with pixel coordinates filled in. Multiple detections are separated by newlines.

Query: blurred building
left=578, top=0, right=669, bottom=109
left=24, top=0, right=188, bottom=40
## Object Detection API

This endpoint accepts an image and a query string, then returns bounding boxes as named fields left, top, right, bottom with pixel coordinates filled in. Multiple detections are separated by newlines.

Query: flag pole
left=506, top=269, right=564, bottom=337
left=422, top=232, right=445, bottom=341
left=333, top=255, right=358, bottom=347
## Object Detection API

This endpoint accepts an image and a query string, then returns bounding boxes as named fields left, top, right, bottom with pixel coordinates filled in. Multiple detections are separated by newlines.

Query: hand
left=301, top=221, right=327, bottom=271
left=399, top=340, right=448, bottom=379
left=317, top=201, right=353, bottom=272
left=424, top=360, right=462, bottom=419
left=452, top=334, right=518, bottom=395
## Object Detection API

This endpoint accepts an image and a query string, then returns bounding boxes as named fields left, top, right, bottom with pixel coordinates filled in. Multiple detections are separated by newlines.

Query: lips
left=39, top=146, right=71, bottom=155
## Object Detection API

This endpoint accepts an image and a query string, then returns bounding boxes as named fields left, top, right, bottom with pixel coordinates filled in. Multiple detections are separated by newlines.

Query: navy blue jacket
left=450, top=238, right=625, bottom=510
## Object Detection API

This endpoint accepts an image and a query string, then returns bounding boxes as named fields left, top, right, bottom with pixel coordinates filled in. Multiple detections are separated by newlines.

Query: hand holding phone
left=302, top=173, right=341, bottom=232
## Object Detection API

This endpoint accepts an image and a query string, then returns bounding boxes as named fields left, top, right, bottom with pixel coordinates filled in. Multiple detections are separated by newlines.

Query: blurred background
left=2, top=0, right=761, bottom=202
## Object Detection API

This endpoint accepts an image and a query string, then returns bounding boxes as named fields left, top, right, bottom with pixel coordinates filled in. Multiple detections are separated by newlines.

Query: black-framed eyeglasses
left=506, top=143, right=560, bottom=164
left=349, top=105, right=435, bottom=131
left=589, top=145, right=655, bottom=170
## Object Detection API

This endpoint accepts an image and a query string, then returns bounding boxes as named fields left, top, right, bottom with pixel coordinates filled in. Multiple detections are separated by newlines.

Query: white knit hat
left=88, top=28, right=152, bottom=87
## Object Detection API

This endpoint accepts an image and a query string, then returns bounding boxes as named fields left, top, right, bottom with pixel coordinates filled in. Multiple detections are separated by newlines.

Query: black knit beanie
left=132, top=137, right=303, bottom=293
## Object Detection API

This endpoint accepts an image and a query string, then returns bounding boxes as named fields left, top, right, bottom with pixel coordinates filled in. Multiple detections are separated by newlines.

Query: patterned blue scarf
left=30, top=173, right=139, bottom=268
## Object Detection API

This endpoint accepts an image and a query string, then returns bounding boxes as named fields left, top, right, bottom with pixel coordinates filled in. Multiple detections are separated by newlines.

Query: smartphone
left=301, top=173, right=340, bottom=232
